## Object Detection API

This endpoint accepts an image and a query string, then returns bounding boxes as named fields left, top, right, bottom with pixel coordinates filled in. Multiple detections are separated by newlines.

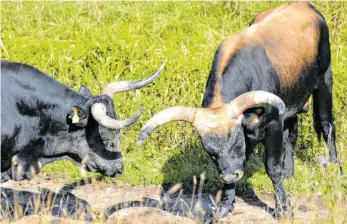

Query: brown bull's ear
left=68, top=106, right=88, bottom=128
left=241, top=105, right=279, bottom=139
left=242, top=107, right=263, bottom=129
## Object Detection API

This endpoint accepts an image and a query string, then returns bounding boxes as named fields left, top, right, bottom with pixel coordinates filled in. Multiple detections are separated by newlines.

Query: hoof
left=273, top=207, right=294, bottom=220
left=338, top=163, right=344, bottom=176
left=214, top=204, right=233, bottom=218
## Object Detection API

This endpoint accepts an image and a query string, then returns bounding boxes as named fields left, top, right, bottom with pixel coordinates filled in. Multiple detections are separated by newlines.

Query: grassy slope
left=1, top=1, right=346, bottom=197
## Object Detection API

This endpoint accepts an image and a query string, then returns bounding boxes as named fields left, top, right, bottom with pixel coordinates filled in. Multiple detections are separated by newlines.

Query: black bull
left=1, top=60, right=165, bottom=182
left=138, top=1, right=342, bottom=219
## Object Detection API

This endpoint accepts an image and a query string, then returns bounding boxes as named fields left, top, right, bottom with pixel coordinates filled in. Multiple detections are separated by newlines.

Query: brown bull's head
left=138, top=91, right=285, bottom=184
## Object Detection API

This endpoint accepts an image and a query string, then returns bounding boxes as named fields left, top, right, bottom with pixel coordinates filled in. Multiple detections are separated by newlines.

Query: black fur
left=1, top=60, right=124, bottom=182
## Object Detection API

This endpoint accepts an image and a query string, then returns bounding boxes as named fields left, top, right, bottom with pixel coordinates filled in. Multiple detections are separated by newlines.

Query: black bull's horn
left=91, top=61, right=166, bottom=129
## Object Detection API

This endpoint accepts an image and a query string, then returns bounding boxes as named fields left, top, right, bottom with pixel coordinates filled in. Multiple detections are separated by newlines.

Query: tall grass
left=1, top=1, right=346, bottom=198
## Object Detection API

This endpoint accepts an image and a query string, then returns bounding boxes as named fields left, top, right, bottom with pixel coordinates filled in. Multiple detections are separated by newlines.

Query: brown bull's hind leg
left=313, top=65, right=343, bottom=175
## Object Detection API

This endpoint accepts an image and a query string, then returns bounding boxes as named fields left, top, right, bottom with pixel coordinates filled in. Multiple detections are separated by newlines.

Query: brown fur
left=149, top=2, right=321, bottom=137
left=213, top=1, right=320, bottom=104
left=210, top=77, right=224, bottom=108
left=210, top=35, right=240, bottom=108
left=210, top=4, right=283, bottom=108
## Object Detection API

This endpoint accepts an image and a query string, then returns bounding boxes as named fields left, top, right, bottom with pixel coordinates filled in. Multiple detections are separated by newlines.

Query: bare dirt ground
left=1, top=174, right=346, bottom=224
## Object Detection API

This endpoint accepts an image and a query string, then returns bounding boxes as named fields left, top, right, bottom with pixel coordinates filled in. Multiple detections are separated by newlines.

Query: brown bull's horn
left=91, top=103, right=144, bottom=129
left=228, top=91, right=286, bottom=117
left=102, top=60, right=166, bottom=97
left=138, top=107, right=198, bottom=144
left=137, top=105, right=235, bottom=144
left=138, top=91, right=285, bottom=144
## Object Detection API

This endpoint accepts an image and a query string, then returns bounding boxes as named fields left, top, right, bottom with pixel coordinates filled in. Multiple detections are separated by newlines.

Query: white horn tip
left=279, top=103, right=286, bottom=115
left=158, top=60, right=167, bottom=71
left=137, top=139, right=144, bottom=145
left=138, top=125, right=152, bottom=145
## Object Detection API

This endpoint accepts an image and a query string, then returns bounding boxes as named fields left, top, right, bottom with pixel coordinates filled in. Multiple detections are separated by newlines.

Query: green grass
left=1, top=1, right=346, bottom=200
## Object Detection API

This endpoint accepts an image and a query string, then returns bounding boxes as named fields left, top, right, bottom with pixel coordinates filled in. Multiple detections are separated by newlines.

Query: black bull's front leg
left=265, top=119, right=293, bottom=219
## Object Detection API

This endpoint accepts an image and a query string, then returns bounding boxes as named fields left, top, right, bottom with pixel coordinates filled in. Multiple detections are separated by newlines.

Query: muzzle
left=220, top=169, right=244, bottom=183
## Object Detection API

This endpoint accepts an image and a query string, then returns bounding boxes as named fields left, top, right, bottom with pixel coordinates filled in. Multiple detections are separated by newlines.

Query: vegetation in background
left=1, top=1, right=346, bottom=200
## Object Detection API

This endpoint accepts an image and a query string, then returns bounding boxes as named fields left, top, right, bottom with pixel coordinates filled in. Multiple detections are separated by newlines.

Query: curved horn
left=228, top=91, right=286, bottom=117
left=102, top=60, right=166, bottom=97
left=138, top=107, right=198, bottom=144
left=138, top=91, right=285, bottom=144
left=91, top=103, right=144, bottom=129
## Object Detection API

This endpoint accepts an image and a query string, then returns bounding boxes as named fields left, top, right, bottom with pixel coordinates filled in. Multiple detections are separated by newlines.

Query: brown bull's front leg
left=214, top=183, right=235, bottom=218
left=282, top=116, right=298, bottom=178
left=265, top=119, right=293, bottom=219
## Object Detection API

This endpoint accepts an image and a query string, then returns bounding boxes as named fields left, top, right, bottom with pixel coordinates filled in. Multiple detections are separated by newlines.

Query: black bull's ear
left=67, top=106, right=89, bottom=129
left=79, top=85, right=93, bottom=97
left=241, top=105, right=281, bottom=139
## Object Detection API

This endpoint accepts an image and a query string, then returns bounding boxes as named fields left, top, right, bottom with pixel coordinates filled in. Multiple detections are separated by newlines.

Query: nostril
left=220, top=170, right=244, bottom=184
left=220, top=174, right=235, bottom=183
left=234, top=170, right=244, bottom=179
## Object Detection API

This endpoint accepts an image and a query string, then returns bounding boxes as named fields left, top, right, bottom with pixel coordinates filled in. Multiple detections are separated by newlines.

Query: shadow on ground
left=0, top=124, right=332, bottom=223
left=1, top=169, right=344, bottom=223
left=159, top=134, right=275, bottom=221
left=0, top=180, right=95, bottom=222
left=0, top=176, right=197, bottom=223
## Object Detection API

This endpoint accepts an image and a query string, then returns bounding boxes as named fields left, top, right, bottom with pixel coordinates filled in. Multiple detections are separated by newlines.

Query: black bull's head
left=138, top=91, right=285, bottom=184
left=3, top=61, right=166, bottom=182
